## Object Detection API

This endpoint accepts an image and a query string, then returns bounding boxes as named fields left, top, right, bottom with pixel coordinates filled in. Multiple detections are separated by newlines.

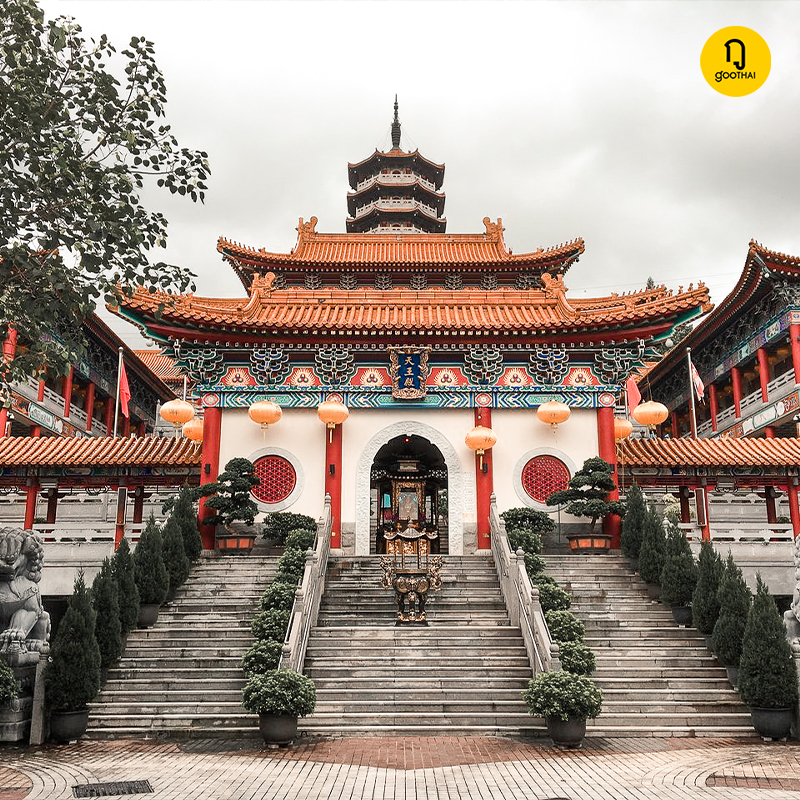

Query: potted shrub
left=161, top=515, right=190, bottom=602
left=242, top=669, right=317, bottom=743
left=638, top=503, right=665, bottom=599
left=522, top=670, right=602, bottom=747
left=620, top=483, right=645, bottom=565
left=659, top=516, right=698, bottom=626
left=692, top=540, right=723, bottom=641
left=712, top=554, right=751, bottom=687
left=199, top=457, right=260, bottom=551
left=546, top=457, right=626, bottom=554
left=45, top=573, right=101, bottom=742
left=133, top=514, right=169, bottom=627
left=112, top=536, right=140, bottom=638
left=92, top=557, right=122, bottom=675
left=737, top=575, right=798, bottom=739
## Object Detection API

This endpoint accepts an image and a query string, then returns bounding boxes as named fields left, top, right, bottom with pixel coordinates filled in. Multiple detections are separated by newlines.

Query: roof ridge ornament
left=541, top=271, right=580, bottom=319
left=482, top=217, right=505, bottom=247
left=296, top=216, right=318, bottom=243
left=391, top=95, right=401, bottom=150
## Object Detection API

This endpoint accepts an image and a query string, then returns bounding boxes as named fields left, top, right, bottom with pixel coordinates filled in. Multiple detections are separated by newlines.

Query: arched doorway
left=369, top=434, right=448, bottom=555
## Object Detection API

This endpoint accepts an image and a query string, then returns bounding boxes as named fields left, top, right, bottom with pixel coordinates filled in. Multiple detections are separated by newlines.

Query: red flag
left=625, top=376, right=641, bottom=411
left=119, top=360, right=131, bottom=419
left=690, top=360, right=705, bottom=402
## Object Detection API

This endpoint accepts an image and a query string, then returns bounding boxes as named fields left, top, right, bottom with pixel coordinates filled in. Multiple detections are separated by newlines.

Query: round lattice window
left=521, top=455, right=570, bottom=504
left=252, top=455, right=297, bottom=504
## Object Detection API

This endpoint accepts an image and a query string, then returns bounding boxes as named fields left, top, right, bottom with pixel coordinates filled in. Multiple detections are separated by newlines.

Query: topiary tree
left=133, top=514, right=169, bottom=606
left=276, top=547, right=308, bottom=584
left=659, top=517, right=697, bottom=607
left=737, top=574, right=798, bottom=710
left=165, top=484, right=203, bottom=562
left=161, top=514, right=190, bottom=594
left=198, top=457, right=259, bottom=532
left=523, top=551, right=546, bottom=578
left=693, top=540, right=724, bottom=634
left=111, top=536, right=139, bottom=636
left=251, top=608, right=291, bottom=642
left=620, top=483, right=645, bottom=559
left=284, top=528, right=315, bottom=551
left=500, top=508, right=554, bottom=539
left=45, top=572, right=101, bottom=712
left=545, top=610, right=585, bottom=644
left=92, top=557, right=122, bottom=670
left=557, top=641, right=597, bottom=676
left=546, top=457, right=626, bottom=534
left=712, top=554, right=751, bottom=667
left=638, top=503, right=666, bottom=585
left=507, top=528, right=543, bottom=556
left=534, top=580, right=571, bottom=613
left=259, top=581, right=297, bottom=612
left=263, top=512, right=317, bottom=545
left=240, top=639, right=283, bottom=676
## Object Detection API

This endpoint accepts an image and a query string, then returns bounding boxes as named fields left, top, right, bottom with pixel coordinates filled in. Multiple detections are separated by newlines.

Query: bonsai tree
left=200, top=457, right=260, bottom=532
left=161, top=515, right=190, bottom=594
left=638, top=503, right=666, bottom=585
left=737, top=574, right=798, bottom=710
left=522, top=670, right=602, bottom=721
left=133, top=514, right=169, bottom=606
left=241, top=669, right=316, bottom=718
left=92, top=558, right=122, bottom=670
left=165, top=484, right=203, bottom=561
left=263, top=512, right=317, bottom=545
left=693, top=540, right=724, bottom=634
left=659, top=516, right=698, bottom=607
left=111, top=536, right=140, bottom=637
left=0, top=660, right=19, bottom=707
left=712, top=554, right=751, bottom=667
left=546, top=457, right=626, bottom=534
left=240, top=640, right=283, bottom=676
left=620, top=483, right=645, bottom=559
left=45, top=572, right=101, bottom=712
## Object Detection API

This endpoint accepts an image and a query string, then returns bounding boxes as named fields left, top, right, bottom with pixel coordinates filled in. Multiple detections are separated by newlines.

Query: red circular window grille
left=251, top=455, right=296, bottom=504
left=521, top=455, right=570, bottom=504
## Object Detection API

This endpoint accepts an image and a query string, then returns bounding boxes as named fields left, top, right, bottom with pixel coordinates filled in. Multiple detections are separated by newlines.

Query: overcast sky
left=41, top=1, right=800, bottom=347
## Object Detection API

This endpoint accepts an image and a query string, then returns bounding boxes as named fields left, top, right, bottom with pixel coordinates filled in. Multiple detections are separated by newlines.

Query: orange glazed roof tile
left=118, top=278, right=711, bottom=338
left=133, top=350, right=184, bottom=385
left=618, top=436, right=800, bottom=468
left=0, top=435, right=200, bottom=467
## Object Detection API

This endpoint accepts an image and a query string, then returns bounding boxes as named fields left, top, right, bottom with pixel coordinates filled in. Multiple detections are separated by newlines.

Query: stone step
left=305, top=666, right=532, bottom=680
left=299, top=711, right=535, bottom=727
left=296, top=723, right=544, bottom=737
left=310, top=676, right=530, bottom=690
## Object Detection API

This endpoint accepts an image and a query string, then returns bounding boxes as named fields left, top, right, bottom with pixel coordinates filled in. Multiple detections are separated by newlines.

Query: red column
left=791, top=324, right=800, bottom=384
left=137, top=420, right=146, bottom=437
left=679, top=490, right=691, bottom=524
left=757, top=347, right=770, bottom=402
left=788, top=482, right=800, bottom=539
left=325, top=422, right=343, bottom=549
left=731, top=366, right=743, bottom=418
left=765, top=426, right=776, bottom=438
left=24, top=480, right=38, bottom=530
left=709, top=384, right=719, bottom=432
left=198, top=406, right=222, bottom=550
left=114, top=485, right=127, bottom=549
left=696, top=487, right=710, bottom=542
left=45, top=489, right=58, bottom=525
left=104, top=396, right=114, bottom=435
left=670, top=411, right=680, bottom=439
left=123, top=415, right=131, bottom=437
left=132, top=488, right=145, bottom=525
left=84, top=381, right=95, bottom=433
left=474, top=407, right=494, bottom=550
left=765, top=488, right=777, bottom=524
left=596, top=406, right=621, bottom=548
left=62, top=367, right=74, bottom=417
left=0, top=327, right=18, bottom=438
left=32, top=380, right=45, bottom=437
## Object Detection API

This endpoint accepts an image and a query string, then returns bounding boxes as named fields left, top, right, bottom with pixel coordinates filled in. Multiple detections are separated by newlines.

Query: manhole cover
left=73, top=781, right=153, bottom=797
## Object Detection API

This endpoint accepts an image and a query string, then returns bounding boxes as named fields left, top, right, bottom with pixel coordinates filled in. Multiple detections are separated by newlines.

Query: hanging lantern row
left=248, top=400, right=282, bottom=429
left=182, top=416, right=204, bottom=443
left=317, top=399, right=349, bottom=442
left=465, top=425, right=497, bottom=472
left=160, top=398, right=196, bottom=440
left=613, top=416, right=633, bottom=441
left=536, top=400, right=571, bottom=430
left=631, top=400, right=669, bottom=428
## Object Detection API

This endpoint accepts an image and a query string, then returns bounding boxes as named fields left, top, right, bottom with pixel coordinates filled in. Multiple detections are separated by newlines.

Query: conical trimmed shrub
left=692, top=540, right=723, bottom=634
left=133, top=514, right=169, bottom=606
left=659, top=518, right=697, bottom=607
left=621, top=483, right=645, bottom=559
left=737, top=574, right=798, bottom=709
left=92, top=558, right=122, bottom=669
left=638, top=503, right=665, bottom=585
left=172, top=484, right=203, bottom=561
left=161, top=514, right=190, bottom=593
left=45, top=573, right=101, bottom=712
left=711, top=554, right=750, bottom=667
left=112, top=536, right=140, bottom=636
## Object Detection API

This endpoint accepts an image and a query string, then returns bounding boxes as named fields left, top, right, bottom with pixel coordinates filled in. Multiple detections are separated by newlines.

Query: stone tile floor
left=2, top=736, right=800, bottom=799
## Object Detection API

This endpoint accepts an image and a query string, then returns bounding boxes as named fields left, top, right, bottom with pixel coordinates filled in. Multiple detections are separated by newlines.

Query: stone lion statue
left=0, top=527, right=50, bottom=653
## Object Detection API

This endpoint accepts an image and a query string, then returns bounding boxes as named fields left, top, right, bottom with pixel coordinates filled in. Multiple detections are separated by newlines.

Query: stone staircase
left=543, top=553, right=755, bottom=738
left=86, top=554, right=279, bottom=739
left=299, top=555, right=541, bottom=737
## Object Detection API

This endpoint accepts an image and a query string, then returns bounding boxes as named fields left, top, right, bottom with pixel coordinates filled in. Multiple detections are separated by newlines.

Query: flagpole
left=686, top=346, right=698, bottom=439
left=113, top=347, right=123, bottom=438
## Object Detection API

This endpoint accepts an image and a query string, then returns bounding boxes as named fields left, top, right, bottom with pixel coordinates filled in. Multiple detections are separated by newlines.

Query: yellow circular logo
left=701, top=26, right=770, bottom=96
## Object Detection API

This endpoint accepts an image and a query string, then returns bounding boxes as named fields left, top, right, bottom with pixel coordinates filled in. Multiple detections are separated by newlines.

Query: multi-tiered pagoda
left=346, top=99, right=445, bottom=235
left=118, top=107, right=711, bottom=558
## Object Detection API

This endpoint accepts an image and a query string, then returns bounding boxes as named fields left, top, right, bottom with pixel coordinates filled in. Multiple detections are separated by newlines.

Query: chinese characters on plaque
left=389, top=348, right=430, bottom=400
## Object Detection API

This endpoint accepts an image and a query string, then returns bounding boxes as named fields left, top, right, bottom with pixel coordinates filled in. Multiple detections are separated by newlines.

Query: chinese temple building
left=116, top=105, right=711, bottom=556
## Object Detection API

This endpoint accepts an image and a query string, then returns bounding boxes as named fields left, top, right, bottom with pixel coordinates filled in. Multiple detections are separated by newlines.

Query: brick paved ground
left=2, top=736, right=800, bottom=800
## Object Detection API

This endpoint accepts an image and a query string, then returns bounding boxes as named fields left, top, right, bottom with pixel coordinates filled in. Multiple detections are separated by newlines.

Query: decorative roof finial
left=391, top=95, right=401, bottom=150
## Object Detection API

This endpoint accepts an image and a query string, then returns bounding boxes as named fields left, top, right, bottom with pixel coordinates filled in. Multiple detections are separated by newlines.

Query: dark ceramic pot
left=750, top=707, right=793, bottom=740
left=671, top=605, right=693, bottom=627
left=546, top=716, right=586, bottom=748
left=49, top=708, right=89, bottom=743
left=137, top=603, right=160, bottom=629
left=258, top=713, right=298, bottom=744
